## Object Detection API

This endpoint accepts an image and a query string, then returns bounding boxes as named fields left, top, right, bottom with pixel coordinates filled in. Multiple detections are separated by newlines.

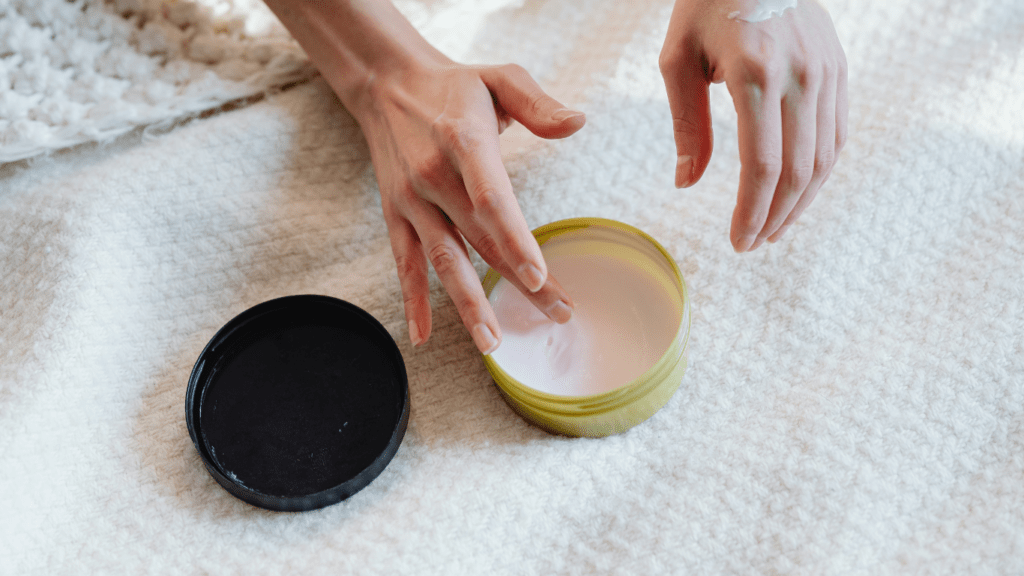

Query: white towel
left=2, top=0, right=1022, bottom=573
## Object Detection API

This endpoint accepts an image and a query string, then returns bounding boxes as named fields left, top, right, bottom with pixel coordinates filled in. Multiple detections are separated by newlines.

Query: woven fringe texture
left=0, top=0, right=316, bottom=163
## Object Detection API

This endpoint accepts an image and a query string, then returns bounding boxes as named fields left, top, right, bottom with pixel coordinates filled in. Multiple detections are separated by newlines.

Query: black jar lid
left=185, top=295, right=409, bottom=512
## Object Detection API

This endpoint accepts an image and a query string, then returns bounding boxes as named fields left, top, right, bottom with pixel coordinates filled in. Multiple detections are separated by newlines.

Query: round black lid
left=185, top=295, right=409, bottom=512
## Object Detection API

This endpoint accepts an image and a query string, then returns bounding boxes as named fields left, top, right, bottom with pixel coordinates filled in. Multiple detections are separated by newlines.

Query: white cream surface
left=488, top=249, right=681, bottom=397
left=728, top=0, right=798, bottom=22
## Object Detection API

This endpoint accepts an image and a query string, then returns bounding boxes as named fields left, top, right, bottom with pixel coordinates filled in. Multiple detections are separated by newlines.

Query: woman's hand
left=659, top=0, right=847, bottom=251
left=264, top=0, right=583, bottom=353
left=354, top=59, right=584, bottom=354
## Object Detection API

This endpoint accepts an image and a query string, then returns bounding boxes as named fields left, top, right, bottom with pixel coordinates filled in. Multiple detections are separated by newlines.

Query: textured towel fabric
left=0, top=0, right=315, bottom=163
left=2, top=0, right=1023, bottom=574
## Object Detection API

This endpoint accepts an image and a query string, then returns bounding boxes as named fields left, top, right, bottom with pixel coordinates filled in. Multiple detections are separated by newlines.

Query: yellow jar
left=482, top=218, right=691, bottom=437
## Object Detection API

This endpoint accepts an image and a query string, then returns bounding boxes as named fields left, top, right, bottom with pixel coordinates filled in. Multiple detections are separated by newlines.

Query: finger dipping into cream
left=482, top=218, right=691, bottom=437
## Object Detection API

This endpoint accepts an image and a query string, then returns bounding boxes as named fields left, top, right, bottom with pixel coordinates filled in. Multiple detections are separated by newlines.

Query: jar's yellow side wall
left=497, top=347, right=688, bottom=438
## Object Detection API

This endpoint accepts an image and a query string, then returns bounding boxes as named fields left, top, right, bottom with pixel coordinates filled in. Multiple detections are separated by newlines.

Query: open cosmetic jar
left=482, top=218, right=691, bottom=437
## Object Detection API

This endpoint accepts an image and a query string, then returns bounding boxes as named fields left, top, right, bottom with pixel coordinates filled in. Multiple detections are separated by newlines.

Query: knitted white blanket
left=0, top=0, right=315, bottom=163
left=2, top=0, right=1023, bottom=574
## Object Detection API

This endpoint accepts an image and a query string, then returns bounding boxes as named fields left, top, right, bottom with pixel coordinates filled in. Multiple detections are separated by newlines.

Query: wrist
left=264, top=0, right=451, bottom=116
left=343, top=44, right=452, bottom=123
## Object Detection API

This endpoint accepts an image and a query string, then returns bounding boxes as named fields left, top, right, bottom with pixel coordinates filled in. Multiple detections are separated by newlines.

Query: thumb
left=660, top=48, right=713, bottom=188
left=480, top=64, right=585, bottom=139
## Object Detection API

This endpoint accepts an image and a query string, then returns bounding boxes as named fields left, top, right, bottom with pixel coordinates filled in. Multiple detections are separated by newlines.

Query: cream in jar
left=488, top=229, right=683, bottom=397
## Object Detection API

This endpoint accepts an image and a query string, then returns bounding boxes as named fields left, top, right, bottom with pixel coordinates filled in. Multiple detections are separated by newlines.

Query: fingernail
left=518, top=263, right=546, bottom=293
left=408, top=319, right=423, bottom=346
left=546, top=300, right=573, bottom=324
left=552, top=108, right=584, bottom=122
left=767, top=225, right=790, bottom=243
left=472, top=323, right=500, bottom=354
left=675, top=155, right=694, bottom=188
left=735, top=234, right=756, bottom=253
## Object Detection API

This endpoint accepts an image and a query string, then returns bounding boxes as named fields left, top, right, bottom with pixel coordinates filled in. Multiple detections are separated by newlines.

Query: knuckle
left=474, top=233, right=503, bottom=265
left=749, top=155, right=783, bottom=181
left=409, top=152, right=448, bottom=189
left=819, top=60, right=836, bottom=82
left=789, top=160, right=815, bottom=189
left=737, top=40, right=779, bottom=87
left=499, top=63, right=528, bottom=80
left=814, top=148, right=837, bottom=173
left=837, top=52, right=849, bottom=76
left=427, top=243, right=461, bottom=275
left=393, top=254, right=422, bottom=282
left=736, top=210, right=766, bottom=234
left=453, top=295, right=482, bottom=320
left=738, top=55, right=772, bottom=88
left=432, top=116, right=480, bottom=155
left=658, top=48, right=680, bottom=76
left=396, top=181, right=421, bottom=205
left=793, top=60, right=821, bottom=89
left=672, top=114, right=704, bottom=136
left=380, top=192, right=402, bottom=220
left=402, top=292, right=422, bottom=311
left=526, top=91, right=551, bottom=117
left=383, top=183, right=419, bottom=219
left=469, top=183, right=503, bottom=213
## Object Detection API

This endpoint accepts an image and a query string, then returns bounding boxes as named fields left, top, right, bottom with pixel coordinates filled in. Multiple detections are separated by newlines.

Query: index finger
left=439, top=117, right=550, bottom=294
left=455, top=211, right=575, bottom=324
left=727, top=71, right=783, bottom=252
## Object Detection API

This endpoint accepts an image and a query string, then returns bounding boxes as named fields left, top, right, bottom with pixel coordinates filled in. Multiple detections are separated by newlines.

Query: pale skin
left=263, top=0, right=848, bottom=353
left=661, top=0, right=848, bottom=251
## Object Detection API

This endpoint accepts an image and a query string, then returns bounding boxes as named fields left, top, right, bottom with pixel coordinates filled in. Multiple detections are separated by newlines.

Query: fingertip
left=542, top=110, right=586, bottom=138
left=473, top=322, right=501, bottom=355
left=408, top=318, right=431, bottom=347
left=546, top=299, right=573, bottom=324
left=552, top=109, right=585, bottom=123
left=733, top=233, right=756, bottom=253
left=767, top=224, right=790, bottom=243
left=408, top=319, right=422, bottom=347
left=556, top=110, right=586, bottom=132
left=530, top=274, right=574, bottom=323
left=675, top=155, right=695, bottom=188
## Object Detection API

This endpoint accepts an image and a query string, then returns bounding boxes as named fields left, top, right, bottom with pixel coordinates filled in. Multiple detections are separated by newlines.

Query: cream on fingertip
left=675, top=155, right=694, bottom=188
left=728, top=0, right=798, bottom=23
left=408, top=319, right=423, bottom=346
left=473, top=323, right=500, bottom=354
